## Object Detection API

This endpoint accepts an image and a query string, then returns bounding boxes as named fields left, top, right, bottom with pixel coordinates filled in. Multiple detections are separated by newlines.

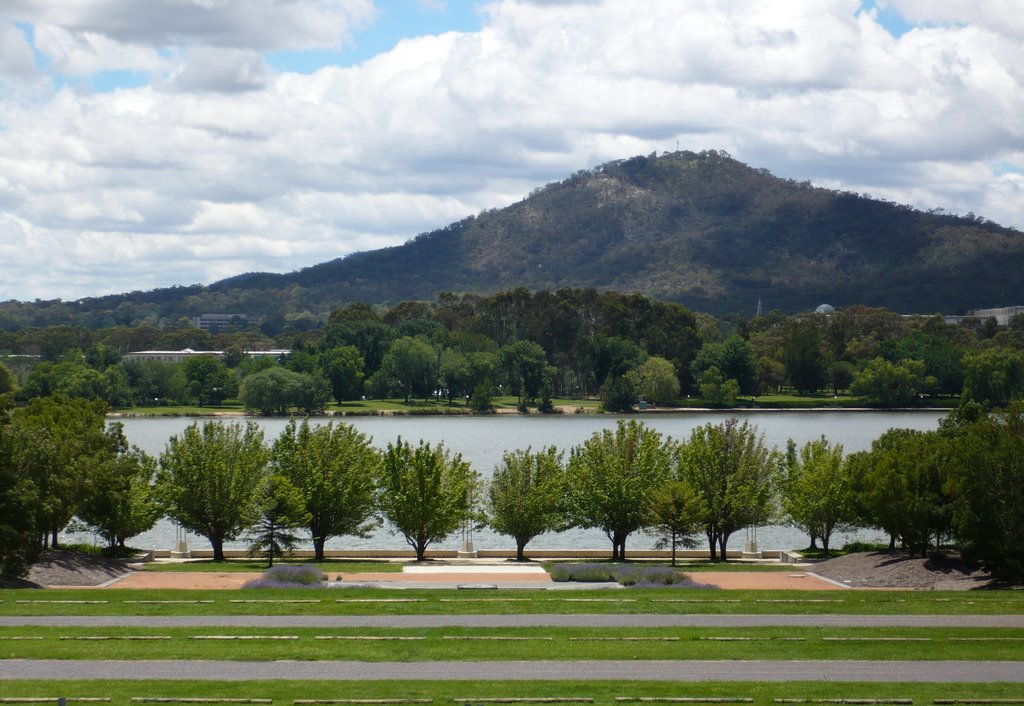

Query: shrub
left=548, top=562, right=691, bottom=586
left=841, top=541, right=891, bottom=553
left=549, top=562, right=616, bottom=583
left=242, top=564, right=327, bottom=589
left=616, top=565, right=681, bottom=586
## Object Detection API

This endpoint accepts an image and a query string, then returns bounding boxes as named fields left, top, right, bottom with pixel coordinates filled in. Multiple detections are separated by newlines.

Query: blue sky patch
left=859, top=0, right=916, bottom=37
left=268, top=0, right=484, bottom=73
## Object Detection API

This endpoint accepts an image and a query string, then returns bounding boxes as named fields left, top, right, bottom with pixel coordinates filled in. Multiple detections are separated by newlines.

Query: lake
left=78, top=410, right=947, bottom=554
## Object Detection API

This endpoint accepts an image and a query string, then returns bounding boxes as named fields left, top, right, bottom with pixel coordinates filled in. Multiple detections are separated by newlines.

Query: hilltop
left=3, top=150, right=1022, bottom=329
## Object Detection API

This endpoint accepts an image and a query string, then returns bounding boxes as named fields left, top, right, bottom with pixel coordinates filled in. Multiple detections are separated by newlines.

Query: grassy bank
left=1, top=625, right=1023, bottom=662
left=0, top=680, right=1021, bottom=704
left=3, top=587, right=1022, bottom=616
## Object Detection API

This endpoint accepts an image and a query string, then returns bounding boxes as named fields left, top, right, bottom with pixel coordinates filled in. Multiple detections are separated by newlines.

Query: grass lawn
left=0, top=680, right=1021, bottom=704
left=112, top=396, right=603, bottom=417
left=1, top=625, right=1022, bottom=662
left=2, top=587, right=1022, bottom=616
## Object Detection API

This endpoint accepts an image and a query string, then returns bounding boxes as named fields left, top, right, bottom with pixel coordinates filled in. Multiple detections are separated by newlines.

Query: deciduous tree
left=781, top=436, right=853, bottom=556
left=627, top=356, right=679, bottom=405
left=272, top=419, right=380, bottom=561
left=677, top=419, right=778, bottom=561
left=377, top=438, right=478, bottom=561
left=944, top=402, right=1024, bottom=583
left=565, top=420, right=671, bottom=560
left=0, top=398, right=39, bottom=578
left=156, top=421, right=269, bottom=561
left=76, top=424, right=160, bottom=549
left=486, top=446, right=563, bottom=561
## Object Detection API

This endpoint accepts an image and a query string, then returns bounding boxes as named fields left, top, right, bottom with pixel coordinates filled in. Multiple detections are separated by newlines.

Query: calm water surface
left=82, top=411, right=946, bottom=553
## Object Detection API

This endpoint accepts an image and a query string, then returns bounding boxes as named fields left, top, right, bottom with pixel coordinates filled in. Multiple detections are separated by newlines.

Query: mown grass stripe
left=452, top=696, right=589, bottom=700
left=228, top=600, right=321, bottom=604
left=650, top=600, right=741, bottom=604
left=123, top=601, right=215, bottom=605
left=314, top=636, right=425, bottom=641
left=15, top=600, right=108, bottom=604
left=617, top=699, right=753, bottom=703
left=774, top=700, right=913, bottom=704
left=131, top=700, right=272, bottom=704
left=948, top=637, right=1024, bottom=641
left=188, top=635, right=299, bottom=640
left=699, top=637, right=806, bottom=642
left=822, top=637, right=931, bottom=642
left=0, top=696, right=111, bottom=700
left=439, top=599, right=532, bottom=603
left=58, top=636, right=172, bottom=641
left=568, top=637, right=680, bottom=642
left=442, top=636, right=554, bottom=641
left=292, top=696, right=432, bottom=700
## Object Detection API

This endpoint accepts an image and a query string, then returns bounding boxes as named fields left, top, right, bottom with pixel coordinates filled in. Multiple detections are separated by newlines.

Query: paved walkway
left=4, top=614, right=1023, bottom=627
left=2, top=658, right=1022, bottom=682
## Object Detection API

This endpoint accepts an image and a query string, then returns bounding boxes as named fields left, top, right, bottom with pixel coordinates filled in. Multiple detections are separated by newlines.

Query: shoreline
left=107, top=406, right=956, bottom=419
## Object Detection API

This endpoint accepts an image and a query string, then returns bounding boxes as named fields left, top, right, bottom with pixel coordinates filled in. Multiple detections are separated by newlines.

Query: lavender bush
left=549, top=562, right=697, bottom=586
left=242, top=564, right=327, bottom=589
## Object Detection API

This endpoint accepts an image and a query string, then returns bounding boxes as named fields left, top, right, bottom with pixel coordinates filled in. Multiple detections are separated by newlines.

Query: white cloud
left=880, top=1, right=1024, bottom=39
left=0, top=0, right=1023, bottom=301
left=171, top=47, right=270, bottom=92
left=0, top=21, right=37, bottom=79
left=5, top=0, right=377, bottom=51
left=32, top=23, right=169, bottom=76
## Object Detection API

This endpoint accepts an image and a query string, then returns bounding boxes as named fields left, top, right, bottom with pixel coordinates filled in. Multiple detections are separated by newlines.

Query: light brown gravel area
left=92, top=568, right=834, bottom=590
left=110, top=571, right=263, bottom=589
left=690, top=571, right=841, bottom=590
left=339, top=571, right=552, bottom=584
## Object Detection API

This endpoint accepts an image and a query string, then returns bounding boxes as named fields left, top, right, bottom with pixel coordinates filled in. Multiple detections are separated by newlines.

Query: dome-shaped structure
left=815, top=304, right=836, bottom=315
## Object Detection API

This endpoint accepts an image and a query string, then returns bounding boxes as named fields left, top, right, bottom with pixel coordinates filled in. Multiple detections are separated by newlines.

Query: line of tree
left=4, top=289, right=1024, bottom=414
left=3, top=395, right=1021, bottom=582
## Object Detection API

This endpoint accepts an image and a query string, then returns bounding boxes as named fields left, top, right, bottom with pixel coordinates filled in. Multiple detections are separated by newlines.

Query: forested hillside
left=3, top=149, right=1023, bottom=331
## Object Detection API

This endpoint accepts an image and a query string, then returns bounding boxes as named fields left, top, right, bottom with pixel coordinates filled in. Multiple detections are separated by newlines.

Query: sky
left=1, top=0, right=1022, bottom=302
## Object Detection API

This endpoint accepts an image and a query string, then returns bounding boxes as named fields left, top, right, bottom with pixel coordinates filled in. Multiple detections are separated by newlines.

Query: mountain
left=3, top=149, right=1023, bottom=329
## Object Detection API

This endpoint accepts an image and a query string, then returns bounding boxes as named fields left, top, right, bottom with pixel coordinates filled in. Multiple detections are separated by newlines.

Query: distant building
left=123, top=348, right=290, bottom=363
left=192, top=313, right=249, bottom=333
left=969, top=306, right=1024, bottom=327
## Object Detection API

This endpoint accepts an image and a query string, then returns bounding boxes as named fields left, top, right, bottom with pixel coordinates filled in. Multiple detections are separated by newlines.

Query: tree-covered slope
left=3, top=149, right=1022, bottom=329
left=277, top=149, right=1020, bottom=315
